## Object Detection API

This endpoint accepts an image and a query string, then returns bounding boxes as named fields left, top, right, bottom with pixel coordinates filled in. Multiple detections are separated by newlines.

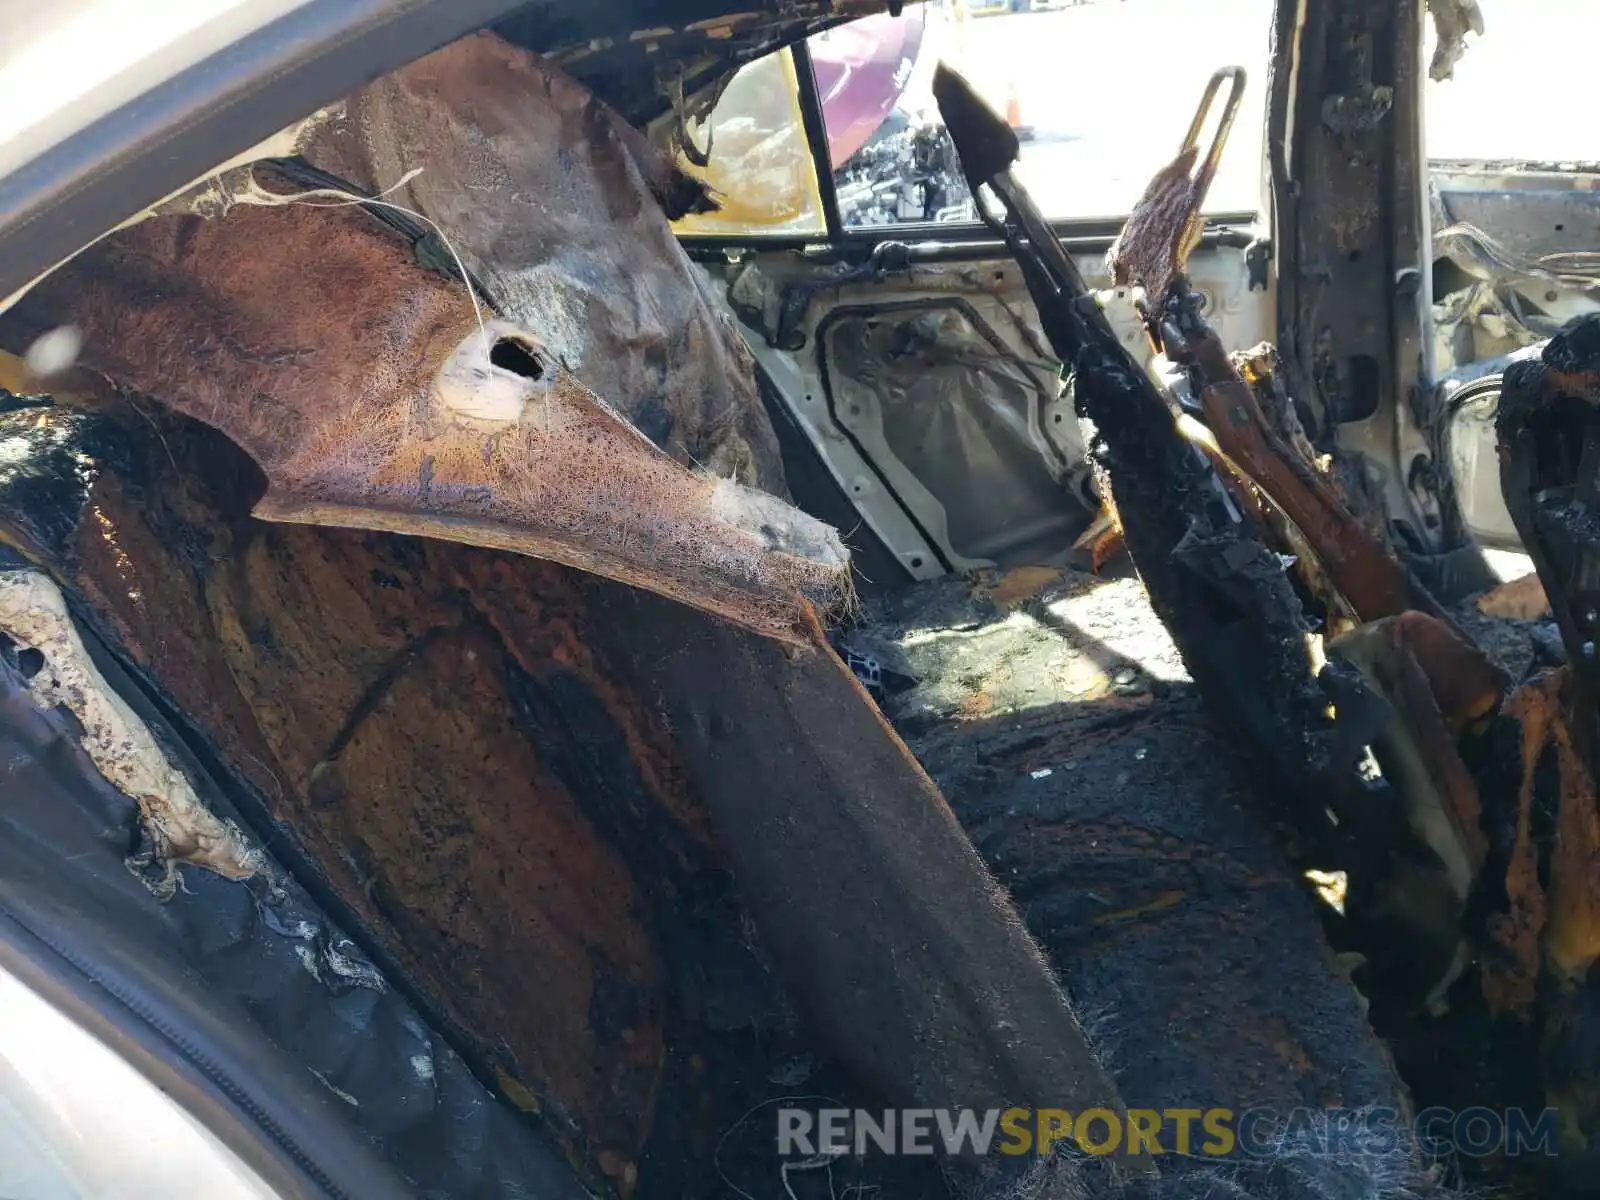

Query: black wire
left=260, top=156, right=502, bottom=310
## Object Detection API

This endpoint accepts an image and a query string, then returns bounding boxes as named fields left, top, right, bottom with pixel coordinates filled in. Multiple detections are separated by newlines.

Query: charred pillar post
left=1269, top=0, right=1437, bottom=546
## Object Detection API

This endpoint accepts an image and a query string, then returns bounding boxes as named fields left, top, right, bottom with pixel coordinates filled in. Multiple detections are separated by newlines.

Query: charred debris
left=0, top=4, right=1592, bottom=1199
left=934, top=36, right=1600, bottom=1196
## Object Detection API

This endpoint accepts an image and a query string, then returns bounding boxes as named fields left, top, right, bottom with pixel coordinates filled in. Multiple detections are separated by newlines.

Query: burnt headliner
left=496, top=0, right=889, bottom=122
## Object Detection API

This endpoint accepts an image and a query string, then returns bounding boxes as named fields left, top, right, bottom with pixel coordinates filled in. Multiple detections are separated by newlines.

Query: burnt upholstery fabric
left=300, top=31, right=786, bottom=491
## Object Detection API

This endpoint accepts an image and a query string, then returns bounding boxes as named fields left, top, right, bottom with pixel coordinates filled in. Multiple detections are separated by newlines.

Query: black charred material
left=494, top=0, right=886, bottom=127
left=0, top=394, right=140, bottom=564
left=0, top=378, right=1137, bottom=1195
left=934, top=66, right=1407, bottom=872
left=1497, top=314, right=1600, bottom=764
left=1075, top=319, right=1421, bottom=875
left=593, top=590, right=1133, bottom=1144
left=932, top=64, right=1019, bottom=193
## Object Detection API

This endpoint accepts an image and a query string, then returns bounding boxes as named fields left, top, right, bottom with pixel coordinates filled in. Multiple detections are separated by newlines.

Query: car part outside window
left=671, top=47, right=828, bottom=238
left=813, top=0, right=1274, bottom=229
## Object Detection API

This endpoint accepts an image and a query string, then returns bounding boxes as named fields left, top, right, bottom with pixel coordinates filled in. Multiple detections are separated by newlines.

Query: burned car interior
left=3, top=0, right=1600, bottom=1196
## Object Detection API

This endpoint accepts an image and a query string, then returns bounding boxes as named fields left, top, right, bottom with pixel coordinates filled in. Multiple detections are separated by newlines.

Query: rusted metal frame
left=1172, top=292, right=1446, bottom=626
left=1107, top=43, right=1444, bottom=628
left=1271, top=0, right=1437, bottom=545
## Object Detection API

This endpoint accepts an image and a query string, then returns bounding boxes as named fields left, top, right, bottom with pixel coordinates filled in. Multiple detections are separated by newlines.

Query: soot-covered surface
left=0, top=388, right=876, bottom=1197
left=844, top=569, right=1427, bottom=1196
left=0, top=385, right=1088, bottom=1200
left=0, top=386, right=1447, bottom=1200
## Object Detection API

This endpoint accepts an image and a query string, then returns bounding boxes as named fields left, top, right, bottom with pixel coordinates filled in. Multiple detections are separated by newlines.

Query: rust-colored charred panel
left=0, top=411, right=699, bottom=1180
left=1546, top=721, right=1600, bottom=988
left=1386, top=609, right=1507, bottom=733
left=14, top=197, right=847, bottom=646
left=67, top=469, right=290, bottom=805
left=1490, top=668, right=1600, bottom=1012
left=310, top=622, right=665, bottom=1129
left=1185, top=326, right=1436, bottom=627
left=1487, top=672, right=1560, bottom=1015
left=458, top=553, right=714, bottom=854
left=201, top=526, right=454, bottom=783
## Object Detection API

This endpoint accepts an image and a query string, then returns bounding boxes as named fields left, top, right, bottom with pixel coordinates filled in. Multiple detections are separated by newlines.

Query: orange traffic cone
left=1004, top=82, right=1033, bottom=142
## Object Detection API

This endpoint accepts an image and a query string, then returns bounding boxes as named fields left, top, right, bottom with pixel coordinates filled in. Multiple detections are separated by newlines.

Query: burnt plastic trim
left=60, top=587, right=550, bottom=1172
left=0, top=0, right=534, bottom=306
left=0, top=578, right=590, bottom=1200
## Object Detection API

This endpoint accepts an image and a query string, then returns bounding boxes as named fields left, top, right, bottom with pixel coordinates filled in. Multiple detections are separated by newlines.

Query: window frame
left=675, top=18, right=1263, bottom=253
